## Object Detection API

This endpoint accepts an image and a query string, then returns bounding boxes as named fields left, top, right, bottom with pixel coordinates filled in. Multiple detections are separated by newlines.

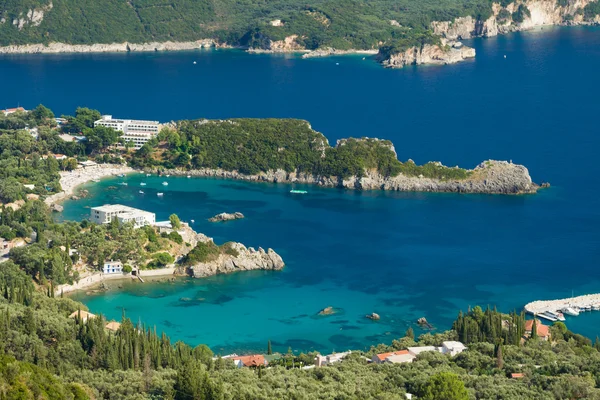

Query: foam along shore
left=44, top=164, right=135, bottom=206
left=524, top=293, right=600, bottom=315
left=157, top=160, right=541, bottom=195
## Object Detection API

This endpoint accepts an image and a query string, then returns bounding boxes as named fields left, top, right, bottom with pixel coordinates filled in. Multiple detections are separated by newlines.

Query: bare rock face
left=0, top=40, right=216, bottom=54
left=379, top=43, right=476, bottom=69
left=208, top=212, right=245, bottom=222
left=190, top=242, right=284, bottom=278
left=162, top=158, right=539, bottom=195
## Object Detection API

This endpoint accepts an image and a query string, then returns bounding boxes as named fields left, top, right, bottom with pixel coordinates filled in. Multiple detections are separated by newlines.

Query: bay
left=2, top=26, right=600, bottom=352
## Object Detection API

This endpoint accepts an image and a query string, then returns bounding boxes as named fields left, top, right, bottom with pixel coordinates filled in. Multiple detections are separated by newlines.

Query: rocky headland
left=0, top=39, right=219, bottom=54
left=188, top=242, right=284, bottom=278
left=158, top=159, right=540, bottom=195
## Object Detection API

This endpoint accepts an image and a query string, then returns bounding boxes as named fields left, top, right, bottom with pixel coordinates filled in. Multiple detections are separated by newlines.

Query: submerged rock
left=318, top=306, right=336, bottom=316
left=208, top=212, right=245, bottom=222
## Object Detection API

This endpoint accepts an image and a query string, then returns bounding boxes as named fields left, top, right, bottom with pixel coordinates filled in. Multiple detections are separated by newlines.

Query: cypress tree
left=496, top=343, right=504, bottom=369
left=531, top=318, right=538, bottom=339
left=267, top=340, right=272, bottom=355
left=595, top=337, right=600, bottom=351
left=406, top=326, right=415, bottom=340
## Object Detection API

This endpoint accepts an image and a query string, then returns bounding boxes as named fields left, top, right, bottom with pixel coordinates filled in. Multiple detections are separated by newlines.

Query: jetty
left=524, top=293, right=600, bottom=319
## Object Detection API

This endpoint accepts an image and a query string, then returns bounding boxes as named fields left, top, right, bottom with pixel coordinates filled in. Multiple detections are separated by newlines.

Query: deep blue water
left=3, top=26, right=600, bottom=353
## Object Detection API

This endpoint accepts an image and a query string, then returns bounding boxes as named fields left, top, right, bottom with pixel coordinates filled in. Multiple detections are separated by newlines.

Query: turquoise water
left=3, top=26, right=600, bottom=352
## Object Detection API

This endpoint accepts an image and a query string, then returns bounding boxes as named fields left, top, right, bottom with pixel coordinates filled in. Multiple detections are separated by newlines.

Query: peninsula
left=1, top=0, right=599, bottom=68
left=134, top=118, right=541, bottom=195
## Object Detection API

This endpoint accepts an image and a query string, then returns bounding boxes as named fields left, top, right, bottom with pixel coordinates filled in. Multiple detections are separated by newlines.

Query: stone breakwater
left=157, top=160, right=539, bottom=195
left=0, top=40, right=218, bottom=54
left=525, top=294, right=600, bottom=314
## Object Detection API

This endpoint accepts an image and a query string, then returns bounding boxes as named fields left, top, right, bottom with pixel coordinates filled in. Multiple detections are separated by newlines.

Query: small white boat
left=504, top=55, right=507, bottom=59
left=162, top=182, right=168, bottom=186
left=187, top=175, right=191, bottom=178
left=157, top=192, right=164, bottom=197
left=556, top=312, right=566, bottom=321
left=146, top=173, right=151, bottom=177
left=193, top=61, right=197, bottom=64
left=190, top=219, right=195, bottom=223
left=585, top=305, right=592, bottom=311
left=562, top=307, right=579, bottom=316
left=593, top=304, right=600, bottom=311
left=92, top=179, right=100, bottom=183
left=290, top=189, right=308, bottom=194
left=335, top=62, right=339, bottom=66
left=166, top=174, right=170, bottom=178
left=120, top=182, right=128, bottom=186
left=139, top=190, right=144, bottom=194
left=140, top=183, right=147, bottom=186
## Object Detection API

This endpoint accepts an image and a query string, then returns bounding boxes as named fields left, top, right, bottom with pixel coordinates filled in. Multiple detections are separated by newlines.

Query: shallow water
left=3, top=26, right=600, bottom=352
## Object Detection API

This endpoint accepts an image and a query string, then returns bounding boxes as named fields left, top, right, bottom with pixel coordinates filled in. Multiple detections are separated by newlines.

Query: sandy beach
left=45, top=164, right=135, bottom=205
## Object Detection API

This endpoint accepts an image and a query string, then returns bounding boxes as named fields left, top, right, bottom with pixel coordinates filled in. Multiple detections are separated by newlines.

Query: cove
left=3, top=25, right=600, bottom=352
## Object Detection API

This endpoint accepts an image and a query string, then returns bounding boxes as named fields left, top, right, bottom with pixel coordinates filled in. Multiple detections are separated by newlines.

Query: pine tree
left=405, top=326, right=415, bottom=340
left=267, top=340, right=272, bottom=355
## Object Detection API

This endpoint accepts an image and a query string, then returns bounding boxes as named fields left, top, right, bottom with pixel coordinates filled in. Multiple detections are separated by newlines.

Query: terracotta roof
left=4, top=107, right=25, bottom=113
left=105, top=321, right=121, bottom=332
left=375, top=350, right=409, bottom=361
left=68, top=310, right=96, bottom=321
left=232, top=355, right=267, bottom=367
left=511, top=373, right=524, bottom=379
left=525, top=319, right=550, bottom=337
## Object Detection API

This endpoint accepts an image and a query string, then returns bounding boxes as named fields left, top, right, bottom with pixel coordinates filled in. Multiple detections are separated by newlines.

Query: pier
left=524, top=293, right=600, bottom=318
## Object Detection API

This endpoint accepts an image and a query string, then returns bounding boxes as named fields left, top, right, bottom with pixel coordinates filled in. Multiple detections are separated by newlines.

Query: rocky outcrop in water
left=189, top=239, right=284, bottom=278
left=208, top=212, right=245, bottom=222
left=160, top=159, right=539, bottom=195
left=379, top=42, right=476, bottom=68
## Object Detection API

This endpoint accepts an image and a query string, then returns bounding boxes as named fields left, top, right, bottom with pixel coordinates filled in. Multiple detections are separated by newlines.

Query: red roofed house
left=372, top=350, right=412, bottom=364
left=524, top=319, right=551, bottom=341
left=3, top=107, right=27, bottom=115
left=510, top=373, right=524, bottom=379
left=232, top=355, right=268, bottom=368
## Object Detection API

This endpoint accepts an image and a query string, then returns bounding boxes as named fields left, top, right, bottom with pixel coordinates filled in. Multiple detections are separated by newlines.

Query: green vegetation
left=131, top=119, right=471, bottom=180
left=512, top=4, right=531, bottom=24
left=3, top=0, right=568, bottom=56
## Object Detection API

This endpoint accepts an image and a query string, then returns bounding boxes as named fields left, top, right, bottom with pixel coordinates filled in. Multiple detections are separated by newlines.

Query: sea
left=2, top=26, right=600, bottom=354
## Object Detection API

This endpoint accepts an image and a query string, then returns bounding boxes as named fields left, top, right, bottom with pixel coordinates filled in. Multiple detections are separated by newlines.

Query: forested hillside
left=0, top=0, right=509, bottom=49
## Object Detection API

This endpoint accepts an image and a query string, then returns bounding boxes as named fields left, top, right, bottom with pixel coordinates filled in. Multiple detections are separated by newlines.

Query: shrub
left=182, top=242, right=220, bottom=265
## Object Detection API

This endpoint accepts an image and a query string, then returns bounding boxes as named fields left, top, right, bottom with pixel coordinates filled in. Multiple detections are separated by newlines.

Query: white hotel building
left=90, top=204, right=155, bottom=228
left=94, top=115, right=160, bottom=149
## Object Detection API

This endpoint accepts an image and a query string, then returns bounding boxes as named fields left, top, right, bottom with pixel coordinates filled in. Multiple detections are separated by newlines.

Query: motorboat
left=162, top=182, right=168, bottom=186
left=187, top=175, right=191, bottom=178
left=562, top=307, right=579, bottom=316
left=190, top=219, right=195, bottom=223
left=140, top=183, right=147, bottom=186
left=290, top=189, right=307, bottom=194
left=139, top=190, right=144, bottom=194
left=119, top=182, right=128, bottom=186
left=157, top=193, right=164, bottom=197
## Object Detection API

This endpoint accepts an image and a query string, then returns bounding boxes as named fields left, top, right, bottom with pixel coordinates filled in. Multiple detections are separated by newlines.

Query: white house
left=94, top=115, right=160, bottom=149
left=315, top=351, right=351, bottom=367
left=384, top=353, right=416, bottom=364
left=91, top=204, right=155, bottom=228
left=441, top=341, right=467, bottom=356
left=103, top=260, right=123, bottom=274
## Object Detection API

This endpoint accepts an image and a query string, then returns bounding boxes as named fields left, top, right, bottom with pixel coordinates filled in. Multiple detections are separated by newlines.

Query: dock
left=524, top=293, right=600, bottom=316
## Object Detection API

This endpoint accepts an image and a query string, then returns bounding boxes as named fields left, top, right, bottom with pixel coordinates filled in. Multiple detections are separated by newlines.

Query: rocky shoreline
left=0, top=40, right=219, bottom=54
left=155, top=160, right=540, bottom=195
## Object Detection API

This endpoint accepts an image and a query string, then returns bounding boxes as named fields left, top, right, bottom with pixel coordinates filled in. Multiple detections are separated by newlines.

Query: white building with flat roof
left=91, top=204, right=155, bottom=228
left=94, top=115, right=160, bottom=149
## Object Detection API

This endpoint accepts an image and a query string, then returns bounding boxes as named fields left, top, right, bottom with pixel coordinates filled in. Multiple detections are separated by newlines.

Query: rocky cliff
left=160, top=160, right=539, bottom=195
left=432, top=0, right=599, bottom=42
left=379, top=42, right=476, bottom=69
left=189, top=241, right=284, bottom=278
